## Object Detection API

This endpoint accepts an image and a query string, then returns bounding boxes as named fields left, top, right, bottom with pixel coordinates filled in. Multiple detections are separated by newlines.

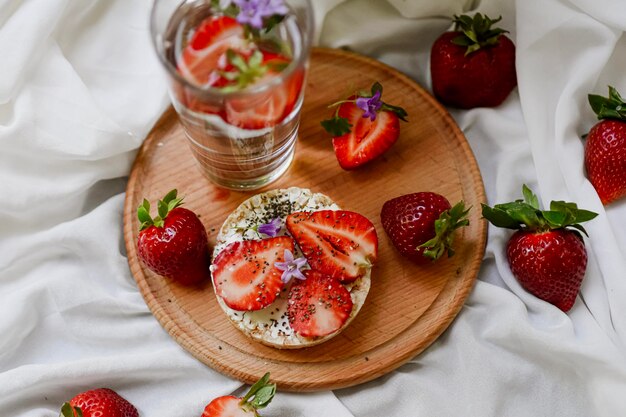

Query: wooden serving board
left=123, top=48, right=487, bottom=392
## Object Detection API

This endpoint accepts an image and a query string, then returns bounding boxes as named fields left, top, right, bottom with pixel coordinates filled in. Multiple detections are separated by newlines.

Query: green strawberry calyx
left=137, top=189, right=184, bottom=231
left=481, top=185, right=598, bottom=236
left=321, top=82, right=408, bottom=137
left=588, top=85, right=626, bottom=122
left=59, top=403, right=83, bottom=417
left=451, top=13, right=509, bottom=56
left=239, top=372, right=276, bottom=413
left=419, top=201, right=471, bottom=260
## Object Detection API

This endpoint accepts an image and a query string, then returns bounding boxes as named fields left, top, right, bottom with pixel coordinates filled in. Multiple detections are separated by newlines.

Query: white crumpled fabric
left=1, top=0, right=626, bottom=415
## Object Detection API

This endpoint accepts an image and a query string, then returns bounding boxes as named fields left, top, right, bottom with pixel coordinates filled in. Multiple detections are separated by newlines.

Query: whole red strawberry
left=430, top=13, right=517, bottom=108
left=482, top=185, right=598, bottom=312
left=60, top=388, right=138, bottom=417
left=321, top=82, right=408, bottom=170
left=380, top=192, right=470, bottom=264
left=137, top=189, right=210, bottom=285
left=202, top=372, right=275, bottom=417
left=585, top=86, right=626, bottom=204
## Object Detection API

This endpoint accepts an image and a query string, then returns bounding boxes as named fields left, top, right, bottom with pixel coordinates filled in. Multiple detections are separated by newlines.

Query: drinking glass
left=150, top=0, right=313, bottom=190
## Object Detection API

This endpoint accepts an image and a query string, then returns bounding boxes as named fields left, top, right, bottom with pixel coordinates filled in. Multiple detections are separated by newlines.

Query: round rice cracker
left=210, top=187, right=372, bottom=349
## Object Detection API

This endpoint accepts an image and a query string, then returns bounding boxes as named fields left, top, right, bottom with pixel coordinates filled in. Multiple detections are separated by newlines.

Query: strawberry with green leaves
left=430, top=13, right=517, bottom=108
left=321, top=82, right=408, bottom=170
left=137, top=189, right=210, bottom=286
left=482, top=185, right=598, bottom=312
left=60, top=388, right=138, bottom=417
left=201, top=372, right=276, bottom=417
left=380, top=192, right=470, bottom=264
left=585, top=85, right=626, bottom=204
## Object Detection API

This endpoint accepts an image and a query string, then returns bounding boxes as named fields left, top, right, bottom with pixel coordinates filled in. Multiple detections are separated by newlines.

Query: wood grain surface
left=123, top=48, right=487, bottom=391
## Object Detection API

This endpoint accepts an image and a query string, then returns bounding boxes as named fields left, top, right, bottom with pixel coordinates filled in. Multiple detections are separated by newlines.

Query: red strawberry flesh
left=287, top=270, right=353, bottom=338
left=286, top=210, right=378, bottom=283
left=178, top=16, right=246, bottom=86
left=332, top=100, right=400, bottom=170
left=212, top=236, right=294, bottom=311
left=507, top=229, right=587, bottom=312
left=202, top=395, right=255, bottom=417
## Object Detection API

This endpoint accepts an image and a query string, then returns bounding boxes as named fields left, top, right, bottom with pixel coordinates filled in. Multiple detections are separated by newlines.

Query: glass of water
left=150, top=0, right=313, bottom=190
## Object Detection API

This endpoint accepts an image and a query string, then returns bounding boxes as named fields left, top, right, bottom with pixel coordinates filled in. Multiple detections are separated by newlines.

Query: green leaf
left=419, top=201, right=470, bottom=261
left=381, top=102, right=409, bottom=122
left=588, top=94, right=608, bottom=116
left=573, top=209, right=598, bottom=223
left=138, top=205, right=151, bottom=225
left=451, top=36, right=472, bottom=46
left=162, top=189, right=177, bottom=204
left=60, top=403, right=82, bottom=417
left=251, top=385, right=276, bottom=409
left=501, top=201, right=542, bottom=228
left=249, top=49, right=263, bottom=68
left=569, top=223, right=589, bottom=237
left=609, top=85, right=624, bottom=102
left=522, top=184, right=539, bottom=209
left=542, top=210, right=567, bottom=228
left=240, top=372, right=276, bottom=411
left=481, top=204, right=520, bottom=229
left=263, top=14, right=285, bottom=33
left=157, top=199, right=168, bottom=219
left=321, top=116, right=353, bottom=136
left=371, top=82, right=383, bottom=97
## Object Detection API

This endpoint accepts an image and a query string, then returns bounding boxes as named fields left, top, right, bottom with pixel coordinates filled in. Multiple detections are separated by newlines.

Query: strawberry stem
left=137, top=189, right=184, bottom=231
left=419, top=201, right=471, bottom=260
left=59, top=403, right=83, bottom=417
left=481, top=185, right=598, bottom=235
left=588, top=85, right=626, bottom=122
left=451, top=13, right=509, bottom=56
left=239, top=372, right=276, bottom=413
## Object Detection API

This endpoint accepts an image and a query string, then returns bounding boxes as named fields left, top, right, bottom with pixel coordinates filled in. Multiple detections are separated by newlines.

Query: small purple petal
left=274, top=249, right=308, bottom=284
left=292, top=268, right=307, bottom=281
left=233, top=0, right=288, bottom=30
left=258, top=217, right=281, bottom=237
left=356, top=90, right=382, bottom=121
left=274, top=260, right=289, bottom=270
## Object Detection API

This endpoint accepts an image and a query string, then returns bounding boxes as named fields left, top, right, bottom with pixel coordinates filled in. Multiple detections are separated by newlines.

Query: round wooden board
left=124, top=47, right=487, bottom=392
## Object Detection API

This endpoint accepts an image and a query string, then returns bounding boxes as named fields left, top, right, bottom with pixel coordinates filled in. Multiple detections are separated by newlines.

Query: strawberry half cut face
left=286, top=210, right=378, bottom=283
left=212, top=236, right=295, bottom=311
left=332, top=100, right=400, bottom=170
left=177, top=15, right=247, bottom=86
left=287, top=270, right=354, bottom=338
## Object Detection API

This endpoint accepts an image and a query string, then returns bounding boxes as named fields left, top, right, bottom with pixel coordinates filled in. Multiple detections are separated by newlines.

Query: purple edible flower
left=356, top=90, right=382, bottom=121
left=258, top=217, right=281, bottom=237
left=274, top=249, right=308, bottom=284
left=233, top=0, right=288, bottom=29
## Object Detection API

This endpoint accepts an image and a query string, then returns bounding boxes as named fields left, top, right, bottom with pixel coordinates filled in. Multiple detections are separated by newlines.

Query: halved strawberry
left=331, top=99, right=400, bottom=170
left=287, top=270, right=353, bottom=338
left=225, top=52, right=303, bottom=129
left=285, top=210, right=378, bottom=283
left=212, top=236, right=294, bottom=311
left=201, top=372, right=276, bottom=417
left=177, top=15, right=247, bottom=86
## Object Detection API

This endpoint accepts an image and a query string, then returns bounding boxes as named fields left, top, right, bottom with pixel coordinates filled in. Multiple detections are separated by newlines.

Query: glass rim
left=149, top=0, right=314, bottom=99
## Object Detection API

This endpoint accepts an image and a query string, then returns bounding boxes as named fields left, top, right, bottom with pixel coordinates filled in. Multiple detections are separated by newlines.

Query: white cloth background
left=1, top=0, right=626, bottom=415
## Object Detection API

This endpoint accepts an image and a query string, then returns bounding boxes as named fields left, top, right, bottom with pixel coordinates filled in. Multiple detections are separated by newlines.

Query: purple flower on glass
left=356, top=90, right=382, bottom=121
left=233, top=0, right=288, bottom=29
left=258, top=217, right=281, bottom=237
left=274, top=249, right=307, bottom=284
